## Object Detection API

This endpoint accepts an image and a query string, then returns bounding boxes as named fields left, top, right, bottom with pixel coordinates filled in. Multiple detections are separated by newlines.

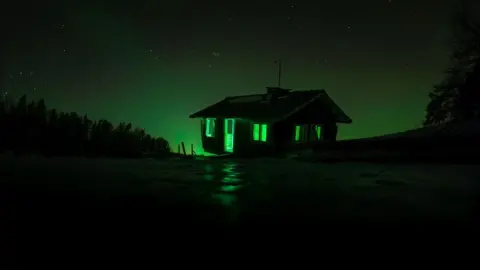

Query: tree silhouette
left=0, top=94, right=170, bottom=158
left=424, top=3, right=480, bottom=125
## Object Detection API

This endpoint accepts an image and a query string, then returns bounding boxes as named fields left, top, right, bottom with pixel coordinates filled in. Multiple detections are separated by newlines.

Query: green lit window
left=253, top=123, right=259, bottom=141
left=295, top=125, right=301, bottom=141
left=205, top=118, right=216, bottom=137
left=260, top=124, right=267, bottom=141
left=316, top=125, right=322, bottom=140
left=253, top=123, right=268, bottom=142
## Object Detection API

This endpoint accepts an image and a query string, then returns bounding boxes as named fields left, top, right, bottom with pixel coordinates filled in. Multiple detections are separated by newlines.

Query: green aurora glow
left=3, top=1, right=458, bottom=154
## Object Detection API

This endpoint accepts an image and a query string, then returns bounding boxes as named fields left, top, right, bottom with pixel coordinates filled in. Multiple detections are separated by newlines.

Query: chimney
left=265, top=87, right=291, bottom=103
left=266, top=87, right=290, bottom=96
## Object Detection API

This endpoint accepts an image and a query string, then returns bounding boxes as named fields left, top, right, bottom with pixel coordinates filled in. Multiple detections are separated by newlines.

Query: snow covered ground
left=1, top=156, right=478, bottom=230
left=307, top=120, right=480, bottom=163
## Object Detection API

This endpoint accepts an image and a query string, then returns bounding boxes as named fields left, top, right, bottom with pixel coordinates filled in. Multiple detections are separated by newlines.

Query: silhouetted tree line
left=424, top=2, right=480, bottom=125
left=0, top=94, right=171, bottom=158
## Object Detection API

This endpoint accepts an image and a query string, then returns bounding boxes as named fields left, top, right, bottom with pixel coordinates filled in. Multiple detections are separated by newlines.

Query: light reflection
left=200, top=161, right=244, bottom=224
left=203, top=164, right=215, bottom=181
left=214, top=161, right=243, bottom=222
left=201, top=160, right=245, bottom=224
left=212, top=161, right=243, bottom=207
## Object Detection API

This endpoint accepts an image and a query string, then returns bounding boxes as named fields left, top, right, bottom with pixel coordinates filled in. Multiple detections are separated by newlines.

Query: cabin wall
left=271, top=122, right=321, bottom=152
left=234, top=119, right=328, bottom=155
left=321, top=122, right=339, bottom=142
left=199, top=113, right=338, bottom=156
left=272, top=121, right=295, bottom=152
left=231, top=119, right=249, bottom=154
left=292, top=123, right=337, bottom=143
left=286, top=98, right=335, bottom=125
left=296, top=124, right=319, bottom=141
left=285, top=99, right=340, bottom=142
left=199, top=118, right=276, bottom=156
left=200, top=118, right=225, bottom=154
left=234, top=119, right=276, bottom=156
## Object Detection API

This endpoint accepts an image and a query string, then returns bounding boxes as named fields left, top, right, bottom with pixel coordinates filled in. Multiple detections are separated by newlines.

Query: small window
left=260, top=124, right=267, bottom=141
left=205, top=118, right=216, bottom=137
left=316, top=125, right=322, bottom=140
left=226, top=119, right=233, bottom=133
left=295, top=125, right=302, bottom=141
left=253, top=123, right=260, bottom=141
left=295, top=125, right=311, bottom=142
left=253, top=123, right=268, bottom=142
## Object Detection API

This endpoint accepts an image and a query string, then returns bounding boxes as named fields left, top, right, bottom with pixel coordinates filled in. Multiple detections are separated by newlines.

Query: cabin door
left=224, top=118, right=235, bottom=153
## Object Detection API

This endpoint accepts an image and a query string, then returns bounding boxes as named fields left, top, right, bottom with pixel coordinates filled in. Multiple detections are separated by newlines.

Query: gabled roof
left=189, top=89, right=352, bottom=124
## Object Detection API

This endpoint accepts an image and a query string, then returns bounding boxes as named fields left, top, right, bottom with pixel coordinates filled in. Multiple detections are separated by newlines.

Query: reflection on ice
left=1, top=156, right=478, bottom=225
left=211, top=161, right=244, bottom=207
left=202, top=164, right=215, bottom=181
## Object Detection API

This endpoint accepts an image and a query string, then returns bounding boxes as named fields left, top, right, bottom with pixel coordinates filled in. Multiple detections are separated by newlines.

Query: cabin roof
left=189, top=89, right=352, bottom=123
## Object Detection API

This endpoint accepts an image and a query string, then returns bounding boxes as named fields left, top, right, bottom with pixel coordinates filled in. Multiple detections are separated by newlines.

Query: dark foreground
left=1, top=156, right=479, bottom=245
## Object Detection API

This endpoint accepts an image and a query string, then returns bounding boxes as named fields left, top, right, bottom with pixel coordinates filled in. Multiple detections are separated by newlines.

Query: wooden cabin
left=189, top=87, right=352, bottom=156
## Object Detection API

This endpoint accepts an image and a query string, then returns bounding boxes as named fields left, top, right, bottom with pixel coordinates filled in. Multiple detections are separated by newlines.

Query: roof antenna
left=274, top=60, right=282, bottom=88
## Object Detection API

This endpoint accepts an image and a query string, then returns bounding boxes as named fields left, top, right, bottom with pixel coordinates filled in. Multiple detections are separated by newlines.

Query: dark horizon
left=2, top=0, right=462, bottom=154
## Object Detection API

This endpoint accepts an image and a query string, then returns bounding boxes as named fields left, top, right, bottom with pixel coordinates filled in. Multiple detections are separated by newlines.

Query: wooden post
left=181, top=142, right=186, bottom=156
left=277, top=59, right=282, bottom=88
left=177, top=144, right=180, bottom=154
left=191, top=144, right=196, bottom=156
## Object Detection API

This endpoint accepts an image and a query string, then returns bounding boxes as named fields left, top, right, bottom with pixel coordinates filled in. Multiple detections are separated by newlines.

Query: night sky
left=2, top=0, right=460, bottom=153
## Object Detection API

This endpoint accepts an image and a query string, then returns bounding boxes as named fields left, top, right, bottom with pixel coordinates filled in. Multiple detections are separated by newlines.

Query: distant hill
left=352, top=119, right=480, bottom=141
left=304, top=119, right=480, bottom=163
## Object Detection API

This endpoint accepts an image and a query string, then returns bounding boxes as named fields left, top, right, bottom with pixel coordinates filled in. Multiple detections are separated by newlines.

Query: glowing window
left=253, top=123, right=260, bottom=141
left=224, top=119, right=235, bottom=152
left=260, top=124, right=267, bottom=141
left=316, top=125, right=322, bottom=140
left=205, top=118, right=215, bottom=137
left=295, top=125, right=301, bottom=141
left=253, top=123, right=268, bottom=142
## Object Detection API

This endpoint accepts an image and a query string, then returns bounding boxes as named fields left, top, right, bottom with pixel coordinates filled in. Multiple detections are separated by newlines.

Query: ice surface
left=1, top=155, right=478, bottom=228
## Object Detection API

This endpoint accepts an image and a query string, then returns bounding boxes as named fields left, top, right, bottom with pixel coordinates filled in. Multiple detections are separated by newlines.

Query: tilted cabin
left=189, top=87, right=352, bottom=156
